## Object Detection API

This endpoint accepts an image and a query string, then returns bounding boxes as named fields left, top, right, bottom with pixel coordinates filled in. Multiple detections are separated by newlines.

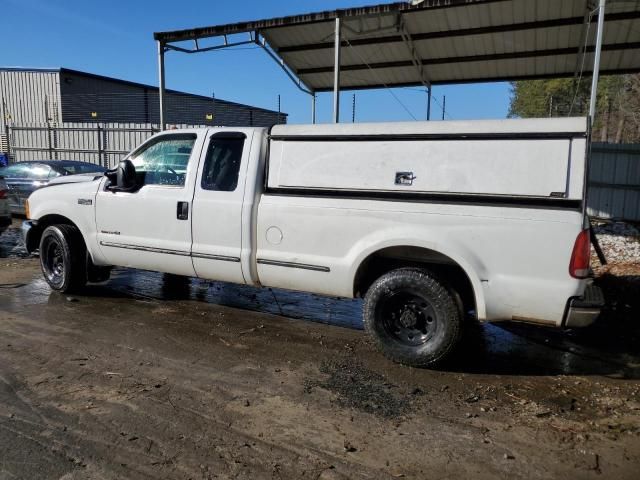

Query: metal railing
left=2, top=122, right=188, bottom=168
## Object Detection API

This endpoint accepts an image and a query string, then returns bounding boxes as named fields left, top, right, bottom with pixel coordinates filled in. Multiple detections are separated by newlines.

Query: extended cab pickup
left=22, top=118, right=604, bottom=367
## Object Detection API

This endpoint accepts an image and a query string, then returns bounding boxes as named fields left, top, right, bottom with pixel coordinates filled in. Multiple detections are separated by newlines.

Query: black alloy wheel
left=364, top=268, right=462, bottom=367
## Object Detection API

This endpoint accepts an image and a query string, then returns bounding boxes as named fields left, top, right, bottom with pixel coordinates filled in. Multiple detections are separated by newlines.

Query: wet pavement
left=0, top=220, right=639, bottom=479
left=97, top=267, right=640, bottom=379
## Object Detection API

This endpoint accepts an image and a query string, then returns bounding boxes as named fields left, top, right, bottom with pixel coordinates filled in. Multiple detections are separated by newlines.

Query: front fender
left=27, top=179, right=106, bottom=263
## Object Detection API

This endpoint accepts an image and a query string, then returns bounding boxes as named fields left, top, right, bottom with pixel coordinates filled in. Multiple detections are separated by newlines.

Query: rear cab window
left=201, top=134, right=246, bottom=192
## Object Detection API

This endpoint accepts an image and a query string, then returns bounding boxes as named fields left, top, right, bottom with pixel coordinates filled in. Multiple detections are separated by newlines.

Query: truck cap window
left=201, top=136, right=245, bottom=192
left=130, top=134, right=197, bottom=187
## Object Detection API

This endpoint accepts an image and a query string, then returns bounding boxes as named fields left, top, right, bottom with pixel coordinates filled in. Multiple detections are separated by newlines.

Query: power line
left=570, top=6, right=597, bottom=115
left=344, top=38, right=418, bottom=121
left=398, top=86, right=453, bottom=120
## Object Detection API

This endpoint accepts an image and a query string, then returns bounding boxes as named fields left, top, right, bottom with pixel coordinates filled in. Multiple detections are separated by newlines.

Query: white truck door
left=95, top=132, right=204, bottom=277
left=190, top=131, right=250, bottom=284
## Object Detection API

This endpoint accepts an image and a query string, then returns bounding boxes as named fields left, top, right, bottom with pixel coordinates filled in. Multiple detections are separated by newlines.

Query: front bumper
left=564, top=284, right=605, bottom=328
left=21, top=220, right=36, bottom=252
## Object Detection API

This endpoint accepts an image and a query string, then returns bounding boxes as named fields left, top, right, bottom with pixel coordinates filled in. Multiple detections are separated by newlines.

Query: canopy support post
left=333, top=18, right=342, bottom=124
left=427, top=87, right=432, bottom=121
left=589, top=0, right=607, bottom=124
left=157, top=40, right=167, bottom=131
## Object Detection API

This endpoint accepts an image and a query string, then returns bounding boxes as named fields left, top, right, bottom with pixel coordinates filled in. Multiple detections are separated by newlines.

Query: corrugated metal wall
left=0, top=69, right=285, bottom=161
left=59, top=70, right=285, bottom=127
left=0, top=69, right=285, bottom=133
left=588, top=143, right=640, bottom=222
left=0, top=69, right=62, bottom=133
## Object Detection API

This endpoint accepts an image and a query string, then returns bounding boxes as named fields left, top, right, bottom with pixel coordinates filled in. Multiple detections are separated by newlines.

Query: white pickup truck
left=22, top=118, right=604, bottom=367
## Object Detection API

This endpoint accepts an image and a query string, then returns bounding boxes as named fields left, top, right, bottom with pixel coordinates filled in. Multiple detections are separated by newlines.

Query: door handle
left=177, top=201, right=189, bottom=220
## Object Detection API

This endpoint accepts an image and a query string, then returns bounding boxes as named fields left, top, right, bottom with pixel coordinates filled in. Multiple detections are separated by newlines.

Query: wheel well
left=353, top=246, right=476, bottom=315
left=26, top=214, right=78, bottom=252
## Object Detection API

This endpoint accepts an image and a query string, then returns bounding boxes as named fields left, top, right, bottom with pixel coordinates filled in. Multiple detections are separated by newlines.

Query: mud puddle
left=305, top=359, right=414, bottom=418
left=0, top=220, right=30, bottom=259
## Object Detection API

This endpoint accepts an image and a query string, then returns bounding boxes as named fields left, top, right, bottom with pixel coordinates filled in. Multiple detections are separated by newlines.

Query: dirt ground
left=0, top=221, right=639, bottom=479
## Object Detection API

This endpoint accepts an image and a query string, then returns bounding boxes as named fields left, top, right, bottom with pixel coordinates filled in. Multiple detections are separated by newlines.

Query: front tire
left=39, top=225, right=87, bottom=293
left=363, top=268, right=462, bottom=368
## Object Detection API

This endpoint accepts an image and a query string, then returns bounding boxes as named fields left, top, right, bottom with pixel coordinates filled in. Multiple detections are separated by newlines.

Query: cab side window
left=201, top=135, right=245, bottom=192
left=129, top=134, right=197, bottom=187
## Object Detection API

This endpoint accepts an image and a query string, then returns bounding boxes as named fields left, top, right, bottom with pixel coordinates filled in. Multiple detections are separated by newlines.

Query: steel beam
left=153, top=0, right=509, bottom=43
left=255, top=35, right=314, bottom=96
left=590, top=0, right=607, bottom=122
left=309, top=67, right=640, bottom=92
left=296, top=41, right=639, bottom=77
left=277, top=10, right=640, bottom=54
left=165, top=39, right=255, bottom=54
left=333, top=18, right=342, bottom=123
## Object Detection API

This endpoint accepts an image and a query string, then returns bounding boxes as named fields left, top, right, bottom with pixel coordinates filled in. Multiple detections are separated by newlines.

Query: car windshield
left=54, top=163, right=105, bottom=176
left=0, top=164, right=31, bottom=179
left=0, top=162, right=104, bottom=179
left=0, top=163, right=50, bottom=179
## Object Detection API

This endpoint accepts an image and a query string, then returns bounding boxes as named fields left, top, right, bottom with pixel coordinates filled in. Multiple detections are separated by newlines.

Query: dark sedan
left=0, top=161, right=106, bottom=215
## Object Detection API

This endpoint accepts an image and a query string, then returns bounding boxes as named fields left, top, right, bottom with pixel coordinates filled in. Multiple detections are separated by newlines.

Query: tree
left=509, top=74, right=640, bottom=143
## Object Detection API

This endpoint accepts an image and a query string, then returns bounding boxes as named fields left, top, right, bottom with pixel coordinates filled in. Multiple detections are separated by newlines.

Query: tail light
left=569, top=229, right=591, bottom=279
left=0, top=189, right=6, bottom=199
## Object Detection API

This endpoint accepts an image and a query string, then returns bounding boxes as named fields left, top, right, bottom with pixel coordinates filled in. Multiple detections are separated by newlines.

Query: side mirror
left=106, top=159, right=138, bottom=192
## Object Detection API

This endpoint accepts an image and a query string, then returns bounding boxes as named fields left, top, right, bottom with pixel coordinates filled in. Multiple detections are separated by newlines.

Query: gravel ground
left=593, top=221, right=640, bottom=265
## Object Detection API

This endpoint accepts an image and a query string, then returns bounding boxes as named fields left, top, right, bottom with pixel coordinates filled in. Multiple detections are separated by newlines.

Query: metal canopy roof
left=154, top=0, right=640, bottom=92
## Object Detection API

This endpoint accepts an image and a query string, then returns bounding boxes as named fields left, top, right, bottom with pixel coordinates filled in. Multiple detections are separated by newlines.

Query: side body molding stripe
left=257, top=259, right=330, bottom=273
left=99, top=242, right=241, bottom=263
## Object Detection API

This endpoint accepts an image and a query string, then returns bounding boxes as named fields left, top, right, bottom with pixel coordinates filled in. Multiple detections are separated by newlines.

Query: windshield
left=54, top=163, right=105, bottom=176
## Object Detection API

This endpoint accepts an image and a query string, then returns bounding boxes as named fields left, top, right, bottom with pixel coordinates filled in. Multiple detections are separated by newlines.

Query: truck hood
left=28, top=174, right=105, bottom=218
left=48, top=172, right=105, bottom=186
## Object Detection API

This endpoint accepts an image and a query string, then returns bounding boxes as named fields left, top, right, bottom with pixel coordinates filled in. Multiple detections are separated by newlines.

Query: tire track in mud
left=0, top=329, right=384, bottom=479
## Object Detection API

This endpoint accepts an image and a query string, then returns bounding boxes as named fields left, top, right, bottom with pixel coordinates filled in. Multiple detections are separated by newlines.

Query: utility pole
left=352, top=94, right=356, bottom=123
left=212, top=91, right=216, bottom=125
left=278, top=94, right=281, bottom=123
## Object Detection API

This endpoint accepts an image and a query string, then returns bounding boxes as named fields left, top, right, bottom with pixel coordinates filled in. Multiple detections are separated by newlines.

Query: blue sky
left=3, top=0, right=512, bottom=124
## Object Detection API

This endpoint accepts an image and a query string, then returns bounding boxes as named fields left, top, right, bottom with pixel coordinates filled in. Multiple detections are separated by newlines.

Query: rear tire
left=39, top=225, right=87, bottom=293
left=363, top=268, right=462, bottom=368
